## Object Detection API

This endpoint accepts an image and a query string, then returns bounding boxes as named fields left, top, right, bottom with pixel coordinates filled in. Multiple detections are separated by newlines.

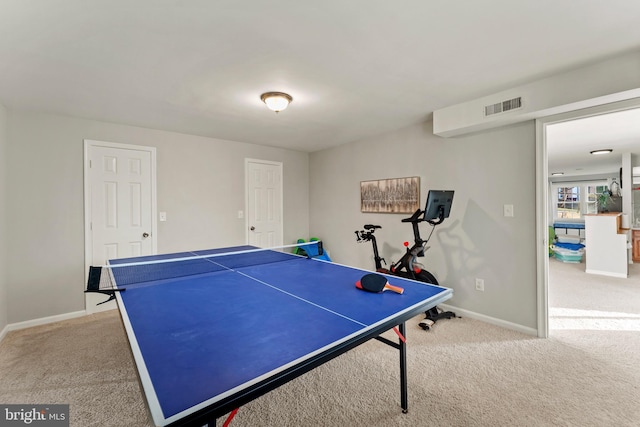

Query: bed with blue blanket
left=551, top=227, right=585, bottom=262
left=553, top=221, right=585, bottom=236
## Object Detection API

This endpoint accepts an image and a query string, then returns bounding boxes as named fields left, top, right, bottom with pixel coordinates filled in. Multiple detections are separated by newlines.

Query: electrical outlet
left=503, top=204, right=514, bottom=217
left=475, top=278, right=485, bottom=291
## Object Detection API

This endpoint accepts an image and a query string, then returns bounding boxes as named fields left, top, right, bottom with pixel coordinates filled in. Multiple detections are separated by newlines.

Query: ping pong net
left=85, top=241, right=327, bottom=305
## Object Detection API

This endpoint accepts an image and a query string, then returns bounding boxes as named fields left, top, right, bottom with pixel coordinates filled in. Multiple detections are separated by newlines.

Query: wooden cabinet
left=633, top=230, right=640, bottom=262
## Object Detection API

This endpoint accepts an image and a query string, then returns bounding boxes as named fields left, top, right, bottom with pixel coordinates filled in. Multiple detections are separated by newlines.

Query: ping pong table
left=96, top=244, right=452, bottom=426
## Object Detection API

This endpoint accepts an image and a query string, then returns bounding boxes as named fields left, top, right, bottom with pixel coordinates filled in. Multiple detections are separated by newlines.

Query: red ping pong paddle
left=356, top=273, right=404, bottom=294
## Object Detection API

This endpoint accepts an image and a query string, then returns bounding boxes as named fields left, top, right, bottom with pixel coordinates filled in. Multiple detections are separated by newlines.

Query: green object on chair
left=548, top=226, right=555, bottom=257
left=294, top=238, right=307, bottom=256
left=293, top=237, right=332, bottom=261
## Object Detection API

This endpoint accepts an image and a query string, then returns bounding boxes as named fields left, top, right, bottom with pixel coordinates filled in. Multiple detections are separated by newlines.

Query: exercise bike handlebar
left=400, top=207, right=446, bottom=226
left=401, top=208, right=424, bottom=223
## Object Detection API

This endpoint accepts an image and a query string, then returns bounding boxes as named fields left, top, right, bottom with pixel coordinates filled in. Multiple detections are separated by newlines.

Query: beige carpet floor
left=1, top=297, right=639, bottom=426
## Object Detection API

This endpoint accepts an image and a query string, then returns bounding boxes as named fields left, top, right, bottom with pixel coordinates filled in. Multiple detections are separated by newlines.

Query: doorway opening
left=536, top=99, right=640, bottom=337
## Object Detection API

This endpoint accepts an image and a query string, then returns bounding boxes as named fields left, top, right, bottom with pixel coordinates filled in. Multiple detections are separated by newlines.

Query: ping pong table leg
left=375, top=325, right=409, bottom=413
left=399, top=322, right=408, bottom=413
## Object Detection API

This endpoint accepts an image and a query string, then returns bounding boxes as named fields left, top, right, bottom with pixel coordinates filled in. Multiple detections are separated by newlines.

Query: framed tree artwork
left=360, top=176, right=420, bottom=213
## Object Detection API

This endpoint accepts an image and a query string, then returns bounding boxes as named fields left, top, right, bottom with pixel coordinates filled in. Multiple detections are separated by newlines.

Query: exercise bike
left=355, top=190, right=456, bottom=330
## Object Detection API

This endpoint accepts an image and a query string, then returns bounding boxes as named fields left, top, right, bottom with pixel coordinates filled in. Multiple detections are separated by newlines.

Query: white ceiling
left=1, top=0, right=640, bottom=156
left=547, top=108, right=640, bottom=178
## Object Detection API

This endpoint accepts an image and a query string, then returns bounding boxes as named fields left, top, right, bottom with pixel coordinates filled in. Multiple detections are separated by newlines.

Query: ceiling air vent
left=484, top=97, right=522, bottom=116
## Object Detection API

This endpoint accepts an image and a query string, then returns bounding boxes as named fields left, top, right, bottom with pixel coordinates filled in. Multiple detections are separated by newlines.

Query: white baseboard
left=439, top=303, right=538, bottom=336
left=1, top=310, right=87, bottom=342
left=0, top=307, right=122, bottom=346
left=585, top=269, right=627, bottom=278
left=0, top=303, right=538, bottom=346
left=0, top=323, right=8, bottom=344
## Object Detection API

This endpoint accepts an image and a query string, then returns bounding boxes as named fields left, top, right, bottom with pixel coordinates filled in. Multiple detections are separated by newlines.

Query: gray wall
left=5, top=111, right=309, bottom=324
left=309, top=120, right=538, bottom=329
left=0, top=102, right=7, bottom=332
left=3, top=51, right=634, bottom=331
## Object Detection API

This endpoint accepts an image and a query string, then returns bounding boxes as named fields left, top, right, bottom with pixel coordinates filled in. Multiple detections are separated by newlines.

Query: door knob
left=142, top=232, right=150, bottom=238
left=250, top=226, right=255, bottom=231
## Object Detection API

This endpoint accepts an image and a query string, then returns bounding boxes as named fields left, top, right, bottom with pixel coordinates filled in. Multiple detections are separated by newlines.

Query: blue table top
left=110, top=246, right=452, bottom=426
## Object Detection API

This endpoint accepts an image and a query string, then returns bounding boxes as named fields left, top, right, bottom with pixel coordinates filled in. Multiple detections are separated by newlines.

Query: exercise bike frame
left=355, top=209, right=436, bottom=282
left=355, top=208, right=455, bottom=329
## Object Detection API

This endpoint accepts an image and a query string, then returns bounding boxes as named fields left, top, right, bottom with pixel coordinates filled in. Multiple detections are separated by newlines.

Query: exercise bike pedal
left=418, top=318, right=434, bottom=331
left=425, top=307, right=457, bottom=323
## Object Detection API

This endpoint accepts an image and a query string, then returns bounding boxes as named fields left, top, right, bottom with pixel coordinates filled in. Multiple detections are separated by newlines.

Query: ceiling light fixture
left=260, top=92, right=293, bottom=113
left=590, top=149, right=613, bottom=155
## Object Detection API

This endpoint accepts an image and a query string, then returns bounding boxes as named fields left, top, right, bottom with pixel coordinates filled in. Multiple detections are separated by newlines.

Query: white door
left=246, top=159, right=283, bottom=247
left=84, top=140, right=156, bottom=311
